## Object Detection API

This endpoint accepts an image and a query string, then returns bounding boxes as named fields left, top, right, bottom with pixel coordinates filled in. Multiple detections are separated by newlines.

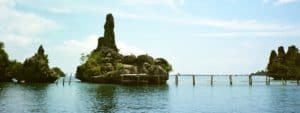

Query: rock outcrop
left=98, top=14, right=118, bottom=52
left=76, top=13, right=172, bottom=84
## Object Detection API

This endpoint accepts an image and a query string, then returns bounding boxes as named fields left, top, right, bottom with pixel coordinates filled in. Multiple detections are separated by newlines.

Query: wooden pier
left=173, top=74, right=299, bottom=86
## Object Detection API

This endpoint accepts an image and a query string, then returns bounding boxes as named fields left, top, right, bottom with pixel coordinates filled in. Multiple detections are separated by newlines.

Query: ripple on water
left=0, top=76, right=299, bottom=113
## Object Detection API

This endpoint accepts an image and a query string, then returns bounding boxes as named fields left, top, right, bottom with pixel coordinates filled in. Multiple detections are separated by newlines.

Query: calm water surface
left=0, top=76, right=299, bottom=113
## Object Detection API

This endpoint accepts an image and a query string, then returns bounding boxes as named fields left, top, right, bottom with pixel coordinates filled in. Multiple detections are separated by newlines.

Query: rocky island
left=267, top=45, right=300, bottom=80
left=15, top=45, right=63, bottom=83
left=75, top=14, right=172, bottom=84
left=0, top=42, right=64, bottom=83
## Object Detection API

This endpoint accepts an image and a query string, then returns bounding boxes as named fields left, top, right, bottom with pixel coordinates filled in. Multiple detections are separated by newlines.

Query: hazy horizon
left=1, top=0, right=300, bottom=75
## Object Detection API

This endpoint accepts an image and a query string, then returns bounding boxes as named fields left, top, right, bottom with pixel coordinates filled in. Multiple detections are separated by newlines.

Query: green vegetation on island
left=0, top=43, right=64, bottom=83
left=76, top=14, right=172, bottom=84
left=267, top=45, right=300, bottom=80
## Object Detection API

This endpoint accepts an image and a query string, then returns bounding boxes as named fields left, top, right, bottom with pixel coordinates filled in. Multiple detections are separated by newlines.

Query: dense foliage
left=0, top=42, right=23, bottom=82
left=52, top=67, right=66, bottom=77
left=0, top=42, right=65, bottom=83
left=267, top=45, right=300, bottom=80
left=0, top=42, right=11, bottom=82
left=16, top=45, right=61, bottom=83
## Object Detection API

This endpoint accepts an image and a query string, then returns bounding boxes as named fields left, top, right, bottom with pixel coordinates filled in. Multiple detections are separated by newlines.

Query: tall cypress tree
left=277, top=46, right=285, bottom=63
left=286, top=45, right=298, bottom=66
left=267, top=50, right=277, bottom=75
left=0, top=42, right=10, bottom=82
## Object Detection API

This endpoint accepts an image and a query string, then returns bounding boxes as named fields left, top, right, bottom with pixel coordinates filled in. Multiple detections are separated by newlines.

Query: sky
left=1, top=0, right=300, bottom=75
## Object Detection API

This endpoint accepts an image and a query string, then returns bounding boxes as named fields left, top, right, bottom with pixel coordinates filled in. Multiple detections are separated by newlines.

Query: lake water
left=0, top=76, right=299, bottom=113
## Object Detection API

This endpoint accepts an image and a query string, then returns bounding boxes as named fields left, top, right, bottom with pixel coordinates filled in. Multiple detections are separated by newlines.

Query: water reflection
left=80, top=84, right=118, bottom=113
left=0, top=79, right=299, bottom=113
left=77, top=83, right=169, bottom=113
left=268, top=86, right=300, bottom=113
left=0, top=83, right=50, bottom=113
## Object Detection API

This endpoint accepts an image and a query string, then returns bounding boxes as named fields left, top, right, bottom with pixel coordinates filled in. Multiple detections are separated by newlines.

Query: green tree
left=0, top=42, right=10, bottom=82
left=155, top=58, right=173, bottom=73
left=17, top=45, right=59, bottom=83
left=6, top=60, right=22, bottom=79
left=267, top=45, right=300, bottom=80
left=80, top=53, right=89, bottom=64
left=285, top=45, right=298, bottom=65
left=52, top=67, right=66, bottom=77
left=277, top=46, right=286, bottom=63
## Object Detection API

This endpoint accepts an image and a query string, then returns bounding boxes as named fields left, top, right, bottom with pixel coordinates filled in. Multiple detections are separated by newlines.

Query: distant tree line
left=0, top=42, right=65, bottom=83
left=267, top=45, right=300, bottom=80
left=250, top=70, right=267, bottom=76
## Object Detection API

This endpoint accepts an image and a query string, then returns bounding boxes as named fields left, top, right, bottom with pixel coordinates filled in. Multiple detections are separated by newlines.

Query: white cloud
left=263, top=0, right=298, bottom=5
left=117, top=41, right=146, bottom=55
left=112, top=11, right=294, bottom=31
left=263, top=0, right=270, bottom=3
left=53, top=34, right=146, bottom=72
left=120, top=0, right=184, bottom=10
left=58, top=35, right=98, bottom=55
left=275, top=0, right=298, bottom=5
left=0, top=0, right=57, bottom=46
left=11, top=0, right=296, bottom=33
left=57, top=34, right=145, bottom=56
left=194, top=29, right=300, bottom=38
left=172, top=18, right=290, bottom=31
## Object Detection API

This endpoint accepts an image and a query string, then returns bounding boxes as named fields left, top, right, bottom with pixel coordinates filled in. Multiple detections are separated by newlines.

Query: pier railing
left=55, top=73, right=299, bottom=86
left=173, top=74, right=299, bottom=86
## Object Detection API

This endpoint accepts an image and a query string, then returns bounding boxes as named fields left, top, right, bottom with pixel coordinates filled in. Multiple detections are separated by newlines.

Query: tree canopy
left=16, top=45, right=61, bottom=83
left=267, top=45, right=300, bottom=80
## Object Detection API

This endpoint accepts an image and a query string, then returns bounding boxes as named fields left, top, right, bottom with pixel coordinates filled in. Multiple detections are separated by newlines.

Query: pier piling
left=285, top=77, right=287, bottom=85
left=175, top=74, right=179, bottom=85
left=55, top=80, right=58, bottom=85
left=281, top=78, right=285, bottom=85
left=249, top=75, right=252, bottom=86
left=68, top=73, right=72, bottom=85
left=210, top=75, right=213, bottom=86
left=192, top=75, right=196, bottom=86
left=62, top=77, right=65, bottom=86
left=229, top=75, right=233, bottom=85
left=268, top=76, right=271, bottom=85
left=266, top=75, right=268, bottom=85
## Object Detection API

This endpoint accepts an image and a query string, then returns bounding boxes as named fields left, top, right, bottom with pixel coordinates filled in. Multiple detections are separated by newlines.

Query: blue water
left=0, top=76, right=299, bottom=113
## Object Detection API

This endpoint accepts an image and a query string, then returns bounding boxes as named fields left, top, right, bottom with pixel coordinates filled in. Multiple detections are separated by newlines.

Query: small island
left=0, top=42, right=64, bottom=83
left=15, top=45, right=63, bottom=83
left=267, top=45, right=300, bottom=80
left=75, top=14, right=172, bottom=84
